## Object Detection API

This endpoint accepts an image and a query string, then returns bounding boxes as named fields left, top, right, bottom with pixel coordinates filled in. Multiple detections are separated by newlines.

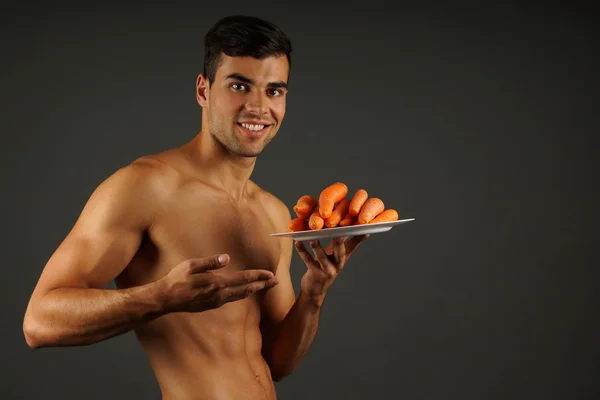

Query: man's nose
left=244, top=90, right=268, bottom=115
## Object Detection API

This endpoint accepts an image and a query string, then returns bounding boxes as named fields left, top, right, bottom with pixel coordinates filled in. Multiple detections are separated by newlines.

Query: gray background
left=2, top=3, right=598, bottom=399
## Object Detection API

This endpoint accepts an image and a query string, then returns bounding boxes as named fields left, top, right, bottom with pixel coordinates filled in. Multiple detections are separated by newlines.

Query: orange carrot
left=324, top=199, right=351, bottom=228
left=339, top=214, right=356, bottom=226
left=348, top=189, right=368, bottom=217
left=368, top=209, right=399, bottom=224
left=357, top=198, right=385, bottom=224
left=319, top=182, right=348, bottom=219
left=293, top=195, right=317, bottom=219
left=308, top=208, right=324, bottom=230
left=288, top=217, right=308, bottom=232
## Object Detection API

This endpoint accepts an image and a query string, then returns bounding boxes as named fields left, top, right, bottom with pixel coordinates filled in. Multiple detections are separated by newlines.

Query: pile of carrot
left=288, top=182, right=400, bottom=232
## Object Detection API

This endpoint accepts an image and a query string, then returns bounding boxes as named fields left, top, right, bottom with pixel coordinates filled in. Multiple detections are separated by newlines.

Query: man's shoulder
left=129, top=153, right=181, bottom=181
left=74, top=153, right=181, bottom=228
left=252, top=183, right=292, bottom=224
left=98, top=152, right=182, bottom=201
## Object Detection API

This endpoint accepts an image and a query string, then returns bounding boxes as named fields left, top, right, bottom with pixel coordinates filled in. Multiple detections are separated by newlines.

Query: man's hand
left=294, top=235, right=369, bottom=301
left=159, top=254, right=279, bottom=313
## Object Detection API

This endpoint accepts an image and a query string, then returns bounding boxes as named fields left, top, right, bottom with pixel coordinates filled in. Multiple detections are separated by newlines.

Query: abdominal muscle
left=135, top=297, right=276, bottom=400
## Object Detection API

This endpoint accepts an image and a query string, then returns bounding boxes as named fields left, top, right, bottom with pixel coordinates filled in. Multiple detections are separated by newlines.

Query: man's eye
left=231, top=83, right=248, bottom=91
left=268, top=88, right=282, bottom=96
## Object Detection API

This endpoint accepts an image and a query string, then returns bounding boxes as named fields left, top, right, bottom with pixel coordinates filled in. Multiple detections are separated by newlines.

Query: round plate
left=270, top=218, right=415, bottom=241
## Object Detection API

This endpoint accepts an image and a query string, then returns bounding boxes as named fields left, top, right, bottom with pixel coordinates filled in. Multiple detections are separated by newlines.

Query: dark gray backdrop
left=2, top=3, right=598, bottom=399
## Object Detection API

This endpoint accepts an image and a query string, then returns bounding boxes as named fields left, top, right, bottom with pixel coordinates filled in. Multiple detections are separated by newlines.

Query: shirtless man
left=23, top=15, right=369, bottom=399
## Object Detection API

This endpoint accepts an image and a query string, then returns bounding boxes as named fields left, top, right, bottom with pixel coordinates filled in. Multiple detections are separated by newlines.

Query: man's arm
left=23, top=159, right=169, bottom=348
left=260, top=199, right=326, bottom=382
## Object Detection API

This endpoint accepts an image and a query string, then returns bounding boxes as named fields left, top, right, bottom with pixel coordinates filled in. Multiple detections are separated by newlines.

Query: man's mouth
left=238, top=122, right=268, bottom=131
left=236, top=122, right=271, bottom=138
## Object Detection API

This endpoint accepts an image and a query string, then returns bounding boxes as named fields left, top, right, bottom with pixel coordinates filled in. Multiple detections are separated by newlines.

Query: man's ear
left=196, top=74, right=210, bottom=107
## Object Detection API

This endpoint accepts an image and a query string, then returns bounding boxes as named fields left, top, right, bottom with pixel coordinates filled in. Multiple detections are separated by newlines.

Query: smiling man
left=23, top=15, right=369, bottom=399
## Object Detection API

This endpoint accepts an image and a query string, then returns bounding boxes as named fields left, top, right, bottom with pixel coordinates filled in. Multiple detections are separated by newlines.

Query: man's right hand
left=158, top=254, right=279, bottom=313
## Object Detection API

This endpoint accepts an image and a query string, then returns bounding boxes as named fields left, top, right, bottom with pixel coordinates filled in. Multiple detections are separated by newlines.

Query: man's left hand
left=295, top=235, right=369, bottom=301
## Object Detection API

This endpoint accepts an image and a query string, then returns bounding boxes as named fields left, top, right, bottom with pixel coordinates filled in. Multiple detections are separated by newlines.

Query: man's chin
left=230, top=145, right=266, bottom=158
left=234, top=137, right=273, bottom=158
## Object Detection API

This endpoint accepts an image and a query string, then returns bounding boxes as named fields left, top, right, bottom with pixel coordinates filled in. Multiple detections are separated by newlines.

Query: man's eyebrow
left=268, top=80, right=288, bottom=90
left=225, top=73, right=254, bottom=84
left=225, top=73, right=288, bottom=90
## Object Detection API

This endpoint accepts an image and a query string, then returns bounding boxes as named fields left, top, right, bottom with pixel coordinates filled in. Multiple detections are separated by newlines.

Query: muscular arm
left=23, top=159, right=168, bottom=348
left=260, top=200, right=325, bottom=382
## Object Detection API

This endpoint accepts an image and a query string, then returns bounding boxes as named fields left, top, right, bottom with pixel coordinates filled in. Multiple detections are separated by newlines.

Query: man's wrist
left=299, top=290, right=326, bottom=310
left=144, top=279, right=172, bottom=316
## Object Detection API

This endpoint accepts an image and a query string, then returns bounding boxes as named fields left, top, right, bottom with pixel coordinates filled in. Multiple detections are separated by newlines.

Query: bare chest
left=143, top=189, right=282, bottom=281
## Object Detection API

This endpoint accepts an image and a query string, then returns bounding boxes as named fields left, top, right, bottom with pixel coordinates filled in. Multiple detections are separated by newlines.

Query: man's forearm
left=262, top=290, right=325, bottom=381
left=23, top=283, right=166, bottom=348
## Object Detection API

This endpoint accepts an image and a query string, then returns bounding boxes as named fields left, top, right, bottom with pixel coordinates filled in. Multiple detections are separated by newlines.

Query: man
left=23, top=15, right=368, bottom=399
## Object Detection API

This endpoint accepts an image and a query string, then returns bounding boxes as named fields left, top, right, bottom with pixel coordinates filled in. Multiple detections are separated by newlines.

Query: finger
left=221, top=269, right=275, bottom=286
left=189, top=254, right=230, bottom=273
left=219, top=277, right=280, bottom=303
left=309, top=240, right=332, bottom=269
left=333, top=236, right=346, bottom=266
left=325, top=236, right=349, bottom=255
left=295, top=241, right=319, bottom=270
left=324, top=240, right=334, bottom=255
left=345, top=234, right=370, bottom=255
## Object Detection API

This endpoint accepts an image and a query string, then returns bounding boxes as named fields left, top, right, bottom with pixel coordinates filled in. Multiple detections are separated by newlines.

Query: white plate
left=270, top=218, right=415, bottom=241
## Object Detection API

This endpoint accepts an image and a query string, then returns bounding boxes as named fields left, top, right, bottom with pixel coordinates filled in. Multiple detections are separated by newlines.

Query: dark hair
left=203, top=15, right=292, bottom=84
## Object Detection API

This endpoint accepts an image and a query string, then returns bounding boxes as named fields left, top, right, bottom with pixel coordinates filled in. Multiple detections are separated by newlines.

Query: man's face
left=200, top=54, right=289, bottom=158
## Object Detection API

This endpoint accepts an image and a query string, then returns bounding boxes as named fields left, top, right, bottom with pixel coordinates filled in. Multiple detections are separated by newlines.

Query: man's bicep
left=31, top=163, right=156, bottom=297
left=40, top=224, right=141, bottom=292
left=261, top=236, right=296, bottom=326
left=260, top=195, right=298, bottom=325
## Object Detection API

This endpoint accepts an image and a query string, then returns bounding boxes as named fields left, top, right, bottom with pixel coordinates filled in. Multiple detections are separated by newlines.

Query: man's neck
left=186, top=129, right=256, bottom=202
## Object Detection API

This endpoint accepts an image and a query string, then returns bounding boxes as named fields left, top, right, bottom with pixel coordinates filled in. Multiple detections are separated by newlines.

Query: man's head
left=196, top=15, right=293, bottom=158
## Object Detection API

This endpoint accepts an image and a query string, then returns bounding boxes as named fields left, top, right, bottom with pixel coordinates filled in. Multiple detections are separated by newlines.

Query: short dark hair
left=203, top=15, right=292, bottom=84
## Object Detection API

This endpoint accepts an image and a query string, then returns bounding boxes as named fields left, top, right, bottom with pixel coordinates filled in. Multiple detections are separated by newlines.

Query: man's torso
left=114, top=150, right=284, bottom=399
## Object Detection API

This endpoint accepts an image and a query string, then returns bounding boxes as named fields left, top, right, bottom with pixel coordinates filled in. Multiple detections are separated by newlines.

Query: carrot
left=339, top=214, right=356, bottom=226
left=288, top=217, right=308, bottom=232
left=348, top=189, right=368, bottom=217
left=324, top=199, right=351, bottom=228
left=308, top=208, right=324, bottom=230
left=293, top=195, right=317, bottom=219
left=368, top=209, right=399, bottom=224
left=319, top=182, right=348, bottom=219
left=357, top=198, right=385, bottom=224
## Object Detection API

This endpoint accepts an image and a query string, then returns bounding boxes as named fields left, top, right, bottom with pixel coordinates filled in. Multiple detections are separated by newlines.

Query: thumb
left=189, top=254, right=229, bottom=273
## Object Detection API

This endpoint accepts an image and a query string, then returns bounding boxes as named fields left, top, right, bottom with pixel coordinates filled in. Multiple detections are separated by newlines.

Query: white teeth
left=241, top=123, right=265, bottom=131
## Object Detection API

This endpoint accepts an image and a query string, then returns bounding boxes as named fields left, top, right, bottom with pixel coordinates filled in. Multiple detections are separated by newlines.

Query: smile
left=240, top=123, right=265, bottom=131
left=236, top=122, right=270, bottom=138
